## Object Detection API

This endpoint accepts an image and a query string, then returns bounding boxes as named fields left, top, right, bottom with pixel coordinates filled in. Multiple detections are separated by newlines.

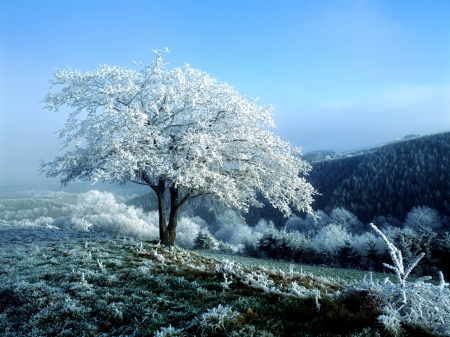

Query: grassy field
left=0, top=191, right=446, bottom=336
left=0, top=230, right=439, bottom=337
left=197, top=251, right=402, bottom=284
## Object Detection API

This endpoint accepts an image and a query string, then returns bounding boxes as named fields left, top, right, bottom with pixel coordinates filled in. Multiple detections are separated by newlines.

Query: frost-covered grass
left=199, top=251, right=440, bottom=288
left=198, top=251, right=402, bottom=284
left=1, top=228, right=443, bottom=337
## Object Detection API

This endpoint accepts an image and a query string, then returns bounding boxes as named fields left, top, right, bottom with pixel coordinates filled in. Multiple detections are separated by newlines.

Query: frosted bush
left=377, top=306, right=403, bottom=336
left=33, top=216, right=55, bottom=227
left=284, top=213, right=324, bottom=236
left=217, top=240, right=240, bottom=254
left=70, top=217, right=93, bottom=232
left=329, top=207, right=364, bottom=234
left=246, top=218, right=274, bottom=246
left=284, top=215, right=303, bottom=232
left=194, top=228, right=218, bottom=250
left=176, top=217, right=201, bottom=248
left=351, top=224, right=450, bottom=335
left=405, top=206, right=442, bottom=232
left=313, top=210, right=331, bottom=229
left=253, top=218, right=274, bottom=236
left=189, top=304, right=241, bottom=336
left=312, top=224, right=352, bottom=262
left=73, top=191, right=159, bottom=241
left=258, top=227, right=291, bottom=259
left=154, top=325, right=185, bottom=337
left=352, top=232, right=387, bottom=258
left=189, top=216, right=208, bottom=229
left=214, top=210, right=253, bottom=245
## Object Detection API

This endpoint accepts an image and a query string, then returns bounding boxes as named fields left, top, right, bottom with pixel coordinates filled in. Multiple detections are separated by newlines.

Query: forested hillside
left=307, top=155, right=366, bottom=211
left=309, top=132, right=450, bottom=222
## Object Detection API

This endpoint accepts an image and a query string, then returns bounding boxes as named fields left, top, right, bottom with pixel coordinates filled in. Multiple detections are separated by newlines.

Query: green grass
left=0, top=233, right=439, bottom=336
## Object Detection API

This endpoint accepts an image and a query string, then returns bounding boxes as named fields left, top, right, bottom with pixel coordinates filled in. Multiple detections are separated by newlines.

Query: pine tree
left=193, top=229, right=218, bottom=250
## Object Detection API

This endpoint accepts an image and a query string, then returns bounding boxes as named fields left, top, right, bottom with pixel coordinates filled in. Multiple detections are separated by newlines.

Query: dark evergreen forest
left=309, top=131, right=450, bottom=222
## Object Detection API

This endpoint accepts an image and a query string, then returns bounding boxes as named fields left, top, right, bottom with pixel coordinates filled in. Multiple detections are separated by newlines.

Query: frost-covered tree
left=194, top=228, right=218, bottom=250
left=329, top=207, right=363, bottom=234
left=312, top=224, right=352, bottom=264
left=40, top=49, right=316, bottom=246
left=404, top=206, right=442, bottom=232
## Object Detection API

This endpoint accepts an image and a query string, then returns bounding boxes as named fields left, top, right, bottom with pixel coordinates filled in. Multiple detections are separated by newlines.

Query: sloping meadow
left=1, top=228, right=448, bottom=336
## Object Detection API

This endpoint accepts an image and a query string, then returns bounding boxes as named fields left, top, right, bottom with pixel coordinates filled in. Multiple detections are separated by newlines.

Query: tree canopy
left=40, top=49, right=316, bottom=245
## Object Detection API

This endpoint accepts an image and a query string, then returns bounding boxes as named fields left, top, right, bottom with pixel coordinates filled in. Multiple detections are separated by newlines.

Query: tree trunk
left=161, top=185, right=179, bottom=246
left=156, top=180, right=167, bottom=243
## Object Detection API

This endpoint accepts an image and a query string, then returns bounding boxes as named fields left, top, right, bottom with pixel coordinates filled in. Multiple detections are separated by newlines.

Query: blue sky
left=1, top=0, right=449, bottom=185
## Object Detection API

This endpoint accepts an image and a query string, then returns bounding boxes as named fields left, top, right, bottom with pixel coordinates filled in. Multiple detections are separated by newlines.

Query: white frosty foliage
left=352, top=232, right=386, bottom=257
left=154, top=324, right=185, bottom=337
left=72, top=190, right=159, bottom=241
left=174, top=216, right=201, bottom=248
left=405, top=206, right=442, bottom=232
left=312, top=223, right=352, bottom=259
left=377, top=306, right=403, bottom=336
left=70, top=217, right=93, bottom=232
left=40, top=48, right=315, bottom=222
left=215, top=259, right=323, bottom=306
left=350, top=224, right=450, bottom=335
left=214, top=210, right=253, bottom=246
left=189, top=304, right=241, bottom=336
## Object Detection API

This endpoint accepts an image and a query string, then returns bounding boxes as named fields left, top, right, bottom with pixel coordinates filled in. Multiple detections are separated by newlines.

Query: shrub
left=354, top=224, right=450, bottom=335
left=338, top=239, right=361, bottom=269
left=194, top=228, right=218, bottom=250
left=405, top=206, right=442, bottom=233
left=352, top=232, right=387, bottom=271
left=312, top=224, right=352, bottom=266
left=188, top=305, right=242, bottom=336
left=213, top=210, right=253, bottom=245
left=72, top=190, right=159, bottom=241
left=175, top=217, right=202, bottom=249
left=329, top=207, right=364, bottom=234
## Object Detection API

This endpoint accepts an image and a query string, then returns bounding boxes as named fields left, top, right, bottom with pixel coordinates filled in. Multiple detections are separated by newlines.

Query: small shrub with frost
left=329, top=207, right=364, bottom=234
left=189, top=304, right=242, bottom=336
left=70, top=217, right=93, bottom=232
left=284, top=211, right=326, bottom=236
left=154, top=324, right=185, bottom=337
left=217, top=240, right=240, bottom=254
left=258, top=227, right=297, bottom=260
left=350, top=223, right=450, bottom=336
left=352, top=232, right=386, bottom=258
left=284, top=215, right=303, bottom=232
left=252, top=218, right=273, bottom=237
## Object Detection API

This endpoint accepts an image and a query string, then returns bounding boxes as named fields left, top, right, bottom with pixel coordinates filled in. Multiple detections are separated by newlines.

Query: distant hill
left=302, top=150, right=338, bottom=163
left=307, top=131, right=450, bottom=222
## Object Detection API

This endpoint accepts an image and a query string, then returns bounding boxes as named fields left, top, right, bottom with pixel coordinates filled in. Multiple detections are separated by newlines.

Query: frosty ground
left=0, top=227, right=448, bottom=336
left=1, top=190, right=450, bottom=336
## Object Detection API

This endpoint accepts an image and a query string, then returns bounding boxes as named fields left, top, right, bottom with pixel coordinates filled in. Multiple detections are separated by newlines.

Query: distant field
left=0, top=192, right=79, bottom=204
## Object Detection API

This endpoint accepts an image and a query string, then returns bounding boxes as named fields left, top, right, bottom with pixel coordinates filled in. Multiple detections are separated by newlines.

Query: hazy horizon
left=1, top=0, right=449, bottom=186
